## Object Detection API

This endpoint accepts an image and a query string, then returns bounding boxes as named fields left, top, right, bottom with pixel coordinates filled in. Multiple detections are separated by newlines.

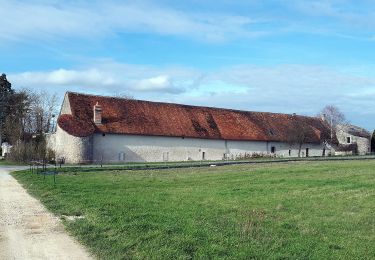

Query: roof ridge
left=66, top=91, right=319, bottom=119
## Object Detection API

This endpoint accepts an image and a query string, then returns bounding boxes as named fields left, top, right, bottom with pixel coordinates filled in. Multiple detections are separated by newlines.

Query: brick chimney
left=93, top=102, right=102, bottom=124
left=320, top=113, right=326, bottom=121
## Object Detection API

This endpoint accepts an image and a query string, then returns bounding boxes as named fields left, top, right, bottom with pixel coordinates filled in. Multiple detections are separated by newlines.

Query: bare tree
left=287, top=121, right=314, bottom=157
left=319, top=105, right=347, bottom=143
left=112, top=91, right=134, bottom=100
left=23, top=90, right=59, bottom=134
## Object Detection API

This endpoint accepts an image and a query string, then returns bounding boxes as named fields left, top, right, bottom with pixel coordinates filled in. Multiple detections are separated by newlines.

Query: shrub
left=7, top=136, right=47, bottom=163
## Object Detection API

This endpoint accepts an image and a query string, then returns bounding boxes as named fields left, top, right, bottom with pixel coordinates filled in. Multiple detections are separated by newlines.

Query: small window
left=271, top=146, right=276, bottom=153
left=306, top=148, right=309, bottom=157
left=347, top=137, right=351, bottom=144
left=119, top=152, right=125, bottom=161
left=288, top=150, right=291, bottom=156
left=163, top=152, right=169, bottom=162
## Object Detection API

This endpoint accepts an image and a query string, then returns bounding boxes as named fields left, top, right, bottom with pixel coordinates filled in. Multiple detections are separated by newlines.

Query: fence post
left=54, top=163, right=56, bottom=185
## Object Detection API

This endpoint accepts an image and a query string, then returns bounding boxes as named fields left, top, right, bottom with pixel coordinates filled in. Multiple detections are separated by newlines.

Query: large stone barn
left=48, top=92, right=335, bottom=164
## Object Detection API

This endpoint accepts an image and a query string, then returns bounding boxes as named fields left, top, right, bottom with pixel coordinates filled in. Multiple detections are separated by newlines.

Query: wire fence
left=30, top=159, right=58, bottom=184
left=30, top=153, right=375, bottom=176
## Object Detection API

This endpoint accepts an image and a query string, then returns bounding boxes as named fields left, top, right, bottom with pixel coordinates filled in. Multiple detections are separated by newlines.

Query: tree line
left=0, top=73, right=58, bottom=161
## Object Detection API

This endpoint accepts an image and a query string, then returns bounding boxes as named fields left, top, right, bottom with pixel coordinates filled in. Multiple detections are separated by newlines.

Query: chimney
left=320, top=113, right=326, bottom=121
left=93, top=102, right=102, bottom=124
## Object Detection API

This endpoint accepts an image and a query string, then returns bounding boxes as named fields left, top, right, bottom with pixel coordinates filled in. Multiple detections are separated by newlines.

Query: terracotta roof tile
left=58, top=114, right=95, bottom=137
left=58, top=92, right=331, bottom=143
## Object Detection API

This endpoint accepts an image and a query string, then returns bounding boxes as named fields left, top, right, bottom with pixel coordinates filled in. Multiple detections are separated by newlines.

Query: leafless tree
left=318, top=105, right=347, bottom=142
left=112, top=91, right=134, bottom=100
left=23, top=90, right=59, bottom=134
left=286, top=121, right=314, bottom=157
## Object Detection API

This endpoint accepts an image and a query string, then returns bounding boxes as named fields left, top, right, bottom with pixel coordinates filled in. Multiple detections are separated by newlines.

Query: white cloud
left=8, top=62, right=375, bottom=129
left=1, top=0, right=374, bottom=45
left=12, top=69, right=117, bottom=87
left=9, top=67, right=190, bottom=94
left=8, top=62, right=375, bottom=108
left=133, top=75, right=182, bottom=93
left=286, top=0, right=375, bottom=33
left=0, top=0, right=266, bottom=43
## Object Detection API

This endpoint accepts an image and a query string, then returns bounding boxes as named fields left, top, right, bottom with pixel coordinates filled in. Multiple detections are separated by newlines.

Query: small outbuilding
left=335, top=124, right=371, bottom=155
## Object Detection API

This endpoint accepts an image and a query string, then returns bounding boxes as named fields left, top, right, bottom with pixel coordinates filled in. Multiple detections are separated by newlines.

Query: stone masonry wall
left=54, top=125, right=93, bottom=164
left=336, top=127, right=370, bottom=155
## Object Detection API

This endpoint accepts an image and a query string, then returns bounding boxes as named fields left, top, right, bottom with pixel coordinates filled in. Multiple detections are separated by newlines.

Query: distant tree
left=372, top=130, right=375, bottom=153
left=0, top=73, right=15, bottom=143
left=112, top=91, right=134, bottom=100
left=287, top=118, right=314, bottom=157
left=4, top=89, right=59, bottom=162
left=3, top=90, right=30, bottom=144
left=23, top=90, right=58, bottom=134
left=319, top=105, right=347, bottom=143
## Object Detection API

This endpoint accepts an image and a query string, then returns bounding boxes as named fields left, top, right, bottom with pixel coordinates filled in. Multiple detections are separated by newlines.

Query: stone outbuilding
left=335, top=124, right=371, bottom=155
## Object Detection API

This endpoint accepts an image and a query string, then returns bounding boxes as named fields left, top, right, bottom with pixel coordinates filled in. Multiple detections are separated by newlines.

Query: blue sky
left=1, top=0, right=375, bottom=130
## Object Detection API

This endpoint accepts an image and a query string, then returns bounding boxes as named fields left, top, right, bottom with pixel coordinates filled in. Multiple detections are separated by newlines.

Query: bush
left=7, top=137, right=47, bottom=163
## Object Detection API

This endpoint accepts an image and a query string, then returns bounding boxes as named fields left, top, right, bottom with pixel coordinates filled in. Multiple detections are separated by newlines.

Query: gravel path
left=0, top=166, right=93, bottom=260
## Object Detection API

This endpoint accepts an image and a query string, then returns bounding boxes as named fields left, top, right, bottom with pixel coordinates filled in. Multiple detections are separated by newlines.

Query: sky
left=1, top=0, right=375, bottom=130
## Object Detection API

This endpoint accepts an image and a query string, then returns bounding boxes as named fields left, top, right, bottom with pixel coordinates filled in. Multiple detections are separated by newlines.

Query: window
left=347, top=136, right=351, bottom=144
left=271, top=146, right=276, bottom=153
left=306, top=148, right=309, bottom=157
left=119, top=152, right=125, bottom=161
left=163, top=152, right=169, bottom=162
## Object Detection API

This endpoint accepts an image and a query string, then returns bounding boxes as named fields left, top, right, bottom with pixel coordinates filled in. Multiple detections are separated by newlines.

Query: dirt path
left=0, top=166, right=93, bottom=260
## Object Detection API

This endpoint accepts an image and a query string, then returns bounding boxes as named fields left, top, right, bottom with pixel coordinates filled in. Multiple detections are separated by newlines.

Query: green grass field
left=0, top=159, right=25, bottom=165
left=12, top=160, right=375, bottom=259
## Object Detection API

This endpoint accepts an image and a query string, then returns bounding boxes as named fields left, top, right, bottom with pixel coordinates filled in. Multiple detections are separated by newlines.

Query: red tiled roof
left=58, top=92, right=331, bottom=143
left=58, top=114, right=95, bottom=137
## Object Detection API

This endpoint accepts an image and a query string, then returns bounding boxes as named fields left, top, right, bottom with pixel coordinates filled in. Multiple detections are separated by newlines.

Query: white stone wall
left=93, top=134, right=225, bottom=163
left=92, top=133, right=327, bottom=163
left=54, top=125, right=93, bottom=164
left=227, top=140, right=326, bottom=158
left=45, top=133, right=56, bottom=152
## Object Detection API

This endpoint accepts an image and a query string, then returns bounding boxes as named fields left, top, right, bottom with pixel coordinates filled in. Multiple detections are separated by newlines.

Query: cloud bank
left=8, top=62, right=375, bottom=130
left=1, top=0, right=375, bottom=44
left=0, top=0, right=265, bottom=43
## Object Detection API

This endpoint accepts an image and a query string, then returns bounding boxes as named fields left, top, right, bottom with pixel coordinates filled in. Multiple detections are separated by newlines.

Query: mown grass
left=12, top=160, right=375, bottom=259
